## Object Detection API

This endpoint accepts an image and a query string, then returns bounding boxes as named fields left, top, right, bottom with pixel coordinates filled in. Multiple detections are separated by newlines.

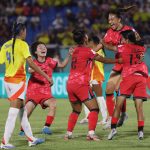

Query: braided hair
left=12, top=22, right=26, bottom=63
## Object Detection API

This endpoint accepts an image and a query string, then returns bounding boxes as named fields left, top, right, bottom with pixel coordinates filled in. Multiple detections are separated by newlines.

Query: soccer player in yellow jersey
left=0, top=22, right=52, bottom=149
left=80, top=36, right=108, bottom=125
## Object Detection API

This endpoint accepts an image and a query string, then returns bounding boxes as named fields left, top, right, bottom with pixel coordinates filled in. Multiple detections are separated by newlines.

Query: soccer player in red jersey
left=64, top=28, right=121, bottom=141
left=19, top=41, right=70, bottom=136
left=107, top=30, right=148, bottom=140
left=102, top=7, right=141, bottom=129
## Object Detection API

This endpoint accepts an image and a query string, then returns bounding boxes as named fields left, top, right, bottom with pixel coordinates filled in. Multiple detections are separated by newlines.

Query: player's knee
left=73, top=110, right=81, bottom=115
left=49, top=100, right=57, bottom=110
left=105, top=83, right=115, bottom=94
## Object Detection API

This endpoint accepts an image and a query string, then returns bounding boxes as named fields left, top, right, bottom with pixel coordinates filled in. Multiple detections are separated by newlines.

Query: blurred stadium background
left=0, top=0, right=150, bottom=98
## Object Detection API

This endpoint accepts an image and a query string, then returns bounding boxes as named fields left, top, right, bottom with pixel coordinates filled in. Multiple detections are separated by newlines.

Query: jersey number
left=6, top=51, right=11, bottom=64
left=71, top=57, right=77, bottom=69
left=130, top=53, right=143, bottom=65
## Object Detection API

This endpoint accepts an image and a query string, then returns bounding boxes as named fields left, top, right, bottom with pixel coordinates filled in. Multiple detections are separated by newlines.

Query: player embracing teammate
left=64, top=28, right=121, bottom=141
left=107, top=30, right=148, bottom=140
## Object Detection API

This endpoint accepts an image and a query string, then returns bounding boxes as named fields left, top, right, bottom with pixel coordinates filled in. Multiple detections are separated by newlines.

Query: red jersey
left=27, top=57, right=57, bottom=89
left=68, top=46, right=96, bottom=85
left=104, top=25, right=134, bottom=72
left=104, top=25, right=133, bottom=46
left=118, top=44, right=148, bottom=78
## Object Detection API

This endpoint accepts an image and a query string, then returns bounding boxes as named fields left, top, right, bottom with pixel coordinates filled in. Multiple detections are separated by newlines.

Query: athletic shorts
left=67, top=82, right=95, bottom=103
left=26, top=87, right=53, bottom=109
left=120, top=74, right=147, bottom=101
left=4, top=81, right=26, bottom=101
left=112, top=64, right=123, bottom=72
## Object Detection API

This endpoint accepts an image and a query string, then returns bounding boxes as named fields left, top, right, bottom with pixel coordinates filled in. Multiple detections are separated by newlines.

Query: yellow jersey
left=91, top=49, right=105, bottom=82
left=0, top=38, right=31, bottom=83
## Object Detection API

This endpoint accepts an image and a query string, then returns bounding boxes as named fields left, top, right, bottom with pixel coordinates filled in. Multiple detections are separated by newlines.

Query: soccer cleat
left=79, top=118, right=88, bottom=124
left=0, top=143, right=15, bottom=149
left=18, top=131, right=25, bottom=136
left=28, top=138, right=45, bottom=147
left=86, top=134, right=100, bottom=141
left=138, top=131, right=144, bottom=140
left=108, top=129, right=117, bottom=140
left=64, top=133, right=73, bottom=140
left=117, top=113, right=128, bottom=127
left=103, top=117, right=111, bottom=130
left=97, top=120, right=107, bottom=125
left=42, top=126, right=52, bottom=135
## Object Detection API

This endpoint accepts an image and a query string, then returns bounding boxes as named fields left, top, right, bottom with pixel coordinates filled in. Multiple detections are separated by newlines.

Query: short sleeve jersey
left=104, top=25, right=134, bottom=59
left=0, top=38, right=31, bottom=83
left=28, top=57, right=57, bottom=88
left=68, top=46, right=96, bottom=85
left=118, top=44, right=148, bottom=78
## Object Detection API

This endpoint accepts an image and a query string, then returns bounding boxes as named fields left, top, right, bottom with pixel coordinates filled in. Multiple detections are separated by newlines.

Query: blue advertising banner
left=0, top=73, right=110, bottom=99
left=0, top=72, right=149, bottom=99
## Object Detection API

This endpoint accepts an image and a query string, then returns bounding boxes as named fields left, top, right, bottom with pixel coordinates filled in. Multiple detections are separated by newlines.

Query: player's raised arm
left=54, top=53, right=71, bottom=68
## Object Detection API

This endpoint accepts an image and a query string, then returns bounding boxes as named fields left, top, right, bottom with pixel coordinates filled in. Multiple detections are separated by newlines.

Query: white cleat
left=108, top=129, right=117, bottom=140
left=79, top=118, right=88, bottom=124
left=86, top=133, right=101, bottom=141
left=103, top=117, right=111, bottom=130
left=64, top=132, right=73, bottom=140
left=97, top=120, right=107, bottom=125
left=138, top=131, right=144, bottom=140
left=0, top=143, right=15, bottom=149
left=28, top=138, right=45, bottom=147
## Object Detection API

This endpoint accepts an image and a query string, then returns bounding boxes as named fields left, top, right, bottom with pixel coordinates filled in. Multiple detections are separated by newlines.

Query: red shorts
left=26, top=87, right=53, bottom=109
left=67, top=82, right=95, bottom=103
left=120, top=74, right=147, bottom=101
left=112, top=63, right=123, bottom=72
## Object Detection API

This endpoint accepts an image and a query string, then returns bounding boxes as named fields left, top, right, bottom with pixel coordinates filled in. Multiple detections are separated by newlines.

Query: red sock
left=111, top=117, right=119, bottom=129
left=138, top=120, right=144, bottom=131
left=67, top=112, right=79, bottom=132
left=111, top=117, right=119, bottom=124
left=106, top=94, right=115, bottom=117
left=45, top=116, right=54, bottom=127
left=88, top=111, right=98, bottom=131
left=121, top=100, right=126, bottom=113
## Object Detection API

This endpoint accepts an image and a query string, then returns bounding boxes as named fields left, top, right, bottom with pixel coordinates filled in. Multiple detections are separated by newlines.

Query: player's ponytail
left=108, top=5, right=136, bottom=19
left=12, top=22, right=26, bottom=63
left=12, top=22, right=17, bottom=63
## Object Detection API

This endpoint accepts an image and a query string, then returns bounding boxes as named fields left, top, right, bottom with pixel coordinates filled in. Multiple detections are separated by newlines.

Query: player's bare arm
left=56, top=53, right=71, bottom=68
left=94, top=54, right=122, bottom=64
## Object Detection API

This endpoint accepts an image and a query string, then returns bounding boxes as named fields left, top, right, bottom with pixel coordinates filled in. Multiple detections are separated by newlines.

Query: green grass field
left=0, top=99, right=150, bottom=150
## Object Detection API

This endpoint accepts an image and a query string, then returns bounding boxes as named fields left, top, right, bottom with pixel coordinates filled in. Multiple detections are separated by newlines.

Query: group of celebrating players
left=0, top=5, right=148, bottom=149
